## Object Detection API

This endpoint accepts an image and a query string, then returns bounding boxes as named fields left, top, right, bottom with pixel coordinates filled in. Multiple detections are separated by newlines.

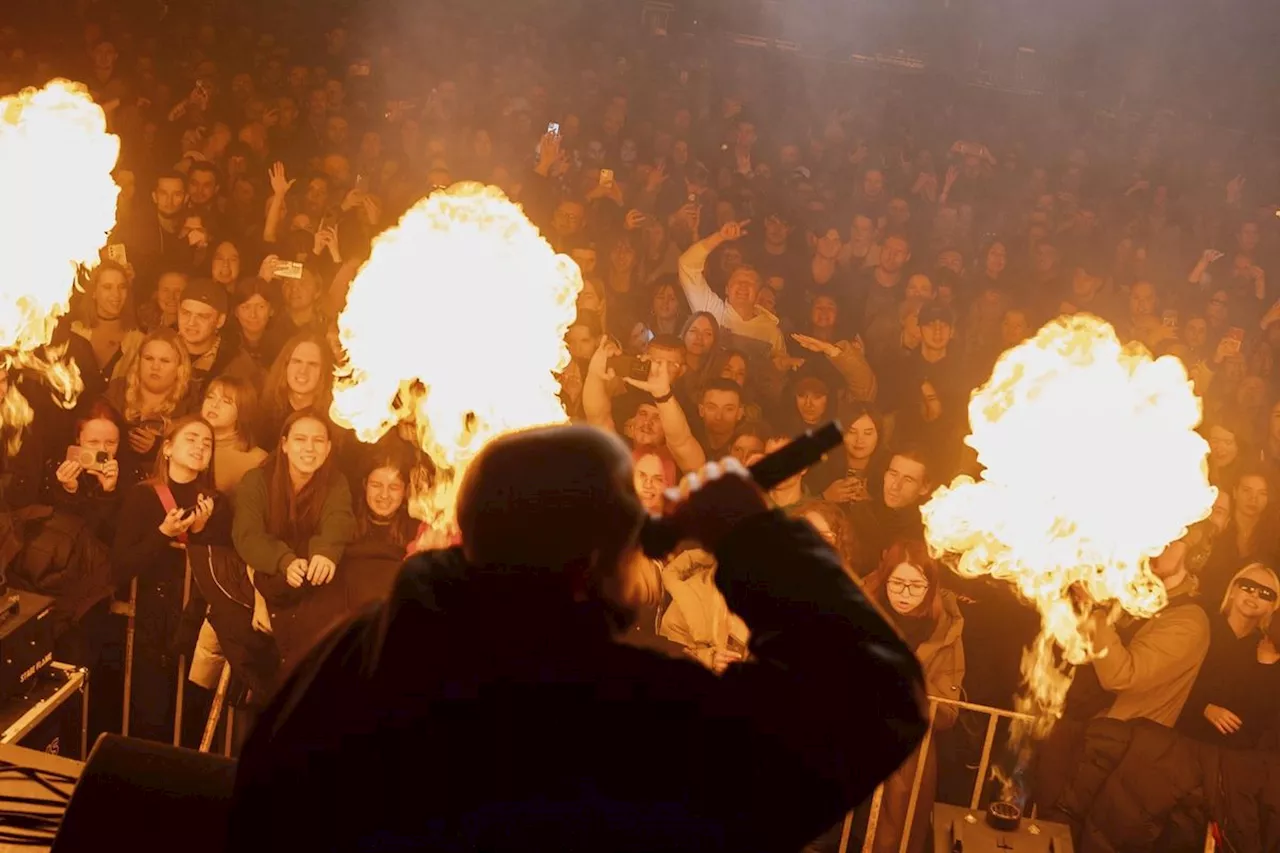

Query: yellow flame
left=0, top=79, right=118, bottom=437
left=331, top=182, right=582, bottom=540
left=922, top=315, right=1215, bottom=752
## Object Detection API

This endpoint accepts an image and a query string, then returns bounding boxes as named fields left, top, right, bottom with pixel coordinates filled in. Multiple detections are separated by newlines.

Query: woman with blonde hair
left=72, top=260, right=143, bottom=383
left=860, top=540, right=964, bottom=853
left=106, top=326, right=192, bottom=487
left=1176, top=562, right=1280, bottom=748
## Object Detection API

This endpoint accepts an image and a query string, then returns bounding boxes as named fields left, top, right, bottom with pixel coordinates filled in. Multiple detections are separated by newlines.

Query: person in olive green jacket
left=233, top=410, right=356, bottom=678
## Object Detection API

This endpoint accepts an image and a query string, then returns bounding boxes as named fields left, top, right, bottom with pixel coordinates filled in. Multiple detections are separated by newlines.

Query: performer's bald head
left=456, top=425, right=646, bottom=587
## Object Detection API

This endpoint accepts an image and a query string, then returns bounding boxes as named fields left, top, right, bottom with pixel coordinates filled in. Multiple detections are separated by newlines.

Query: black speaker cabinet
left=51, top=733, right=234, bottom=853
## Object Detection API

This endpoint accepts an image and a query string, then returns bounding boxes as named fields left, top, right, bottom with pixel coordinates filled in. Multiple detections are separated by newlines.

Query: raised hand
left=622, top=357, right=670, bottom=399
left=268, top=162, right=294, bottom=197
left=258, top=254, right=281, bottom=280
left=588, top=336, right=621, bottom=382
left=1227, top=175, right=1246, bottom=204
left=718, top=219, right=750, bottom=241
left=791, top=333, right=840, bottom=358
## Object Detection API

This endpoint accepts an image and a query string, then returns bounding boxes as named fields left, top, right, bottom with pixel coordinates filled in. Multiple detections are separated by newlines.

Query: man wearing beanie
left=178, top=277, right=261, bottom=404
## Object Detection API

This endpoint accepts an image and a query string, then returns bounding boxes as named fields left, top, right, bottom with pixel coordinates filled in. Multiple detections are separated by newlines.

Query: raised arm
left=791, top=334, right=878, bottom=402
left=582, top=338, right=619, bottom=432
left=677, top=223, right=744, bottom=323
left=622, top=360, right=707, bottom=473
left=1091, top=606, right=1209, bottom=694
left=1188, top=249, right=1223, bottom=287
left=263, top=162, right=294, bottom=245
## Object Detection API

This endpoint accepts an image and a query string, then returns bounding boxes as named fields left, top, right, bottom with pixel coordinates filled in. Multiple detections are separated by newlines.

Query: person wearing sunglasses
left=1176, top=563, right=1280, bottom=748
left=859, top=541, right=965, bottom=853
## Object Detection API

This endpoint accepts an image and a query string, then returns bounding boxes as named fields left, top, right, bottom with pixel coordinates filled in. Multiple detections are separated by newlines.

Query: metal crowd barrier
left=838, top=695, right=1036, bottom=853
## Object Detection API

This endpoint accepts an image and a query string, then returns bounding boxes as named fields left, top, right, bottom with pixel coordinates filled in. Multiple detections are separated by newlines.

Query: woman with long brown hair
left=860, top=540, right=965, bottom=853
left=106, top=326, right=192, bottom=488
left=343, top=447, right=420, bottom=610
left=201, top=374, right=268, bottom=493
left=232, top=411, right=355, bottom=676
left=255, top=330, right=334, bottom=447
left=112, top=414, right=224, bottom=743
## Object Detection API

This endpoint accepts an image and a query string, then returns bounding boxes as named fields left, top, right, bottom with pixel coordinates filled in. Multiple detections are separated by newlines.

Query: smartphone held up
left=66, top=445, right=111, bottom=473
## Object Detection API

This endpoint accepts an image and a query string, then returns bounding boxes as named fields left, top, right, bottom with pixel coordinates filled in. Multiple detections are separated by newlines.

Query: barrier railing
left=839, top=695, right=1035, bottom=853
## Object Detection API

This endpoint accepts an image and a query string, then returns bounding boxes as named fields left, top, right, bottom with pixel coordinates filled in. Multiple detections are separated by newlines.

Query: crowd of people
left=3, top=0, right=1280, bottom=849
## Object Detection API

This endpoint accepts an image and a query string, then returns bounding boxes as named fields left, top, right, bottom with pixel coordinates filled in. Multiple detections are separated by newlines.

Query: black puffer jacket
left=10, top=508, right=114, bottom=632
left=1054, top=717, right=1280, bottom=853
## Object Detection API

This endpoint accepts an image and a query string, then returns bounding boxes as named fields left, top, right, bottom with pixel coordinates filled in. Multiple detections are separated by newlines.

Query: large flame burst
left=331, top=182, right=582, bottom=537
left=922, top=315, right=1215, bottom=757
left=0, top=79, right=119, bottom=437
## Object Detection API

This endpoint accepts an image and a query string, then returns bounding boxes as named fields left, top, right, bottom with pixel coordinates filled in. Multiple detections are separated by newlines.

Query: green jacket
left=232, top=466, right=356, bottom=574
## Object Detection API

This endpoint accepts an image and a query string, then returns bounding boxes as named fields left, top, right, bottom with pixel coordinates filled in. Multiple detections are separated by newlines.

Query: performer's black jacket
left=228, top=511, right=927, bottom=853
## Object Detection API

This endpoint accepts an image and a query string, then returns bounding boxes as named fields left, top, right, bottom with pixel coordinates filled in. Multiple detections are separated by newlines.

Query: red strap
left=153, top=482, right=188, bottom=544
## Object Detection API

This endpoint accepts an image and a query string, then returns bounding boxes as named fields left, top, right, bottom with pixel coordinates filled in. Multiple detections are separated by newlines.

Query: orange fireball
left=331, top=182, right=582, bottom=541
left=922, top=314, right=1216, bottom=747
left=0, top=80, right=119, bottom=443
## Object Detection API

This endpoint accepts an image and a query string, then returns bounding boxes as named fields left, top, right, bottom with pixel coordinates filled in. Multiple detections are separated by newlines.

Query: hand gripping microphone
left=639, top=421, right=844, bottom=558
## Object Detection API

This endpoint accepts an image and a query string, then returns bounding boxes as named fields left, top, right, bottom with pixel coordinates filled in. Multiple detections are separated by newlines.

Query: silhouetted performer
left=228, top=425, right=926, bottom=852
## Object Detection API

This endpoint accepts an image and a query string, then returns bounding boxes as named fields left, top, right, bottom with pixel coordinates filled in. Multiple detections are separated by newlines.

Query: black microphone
left=639, top=421, right=844, bottom=558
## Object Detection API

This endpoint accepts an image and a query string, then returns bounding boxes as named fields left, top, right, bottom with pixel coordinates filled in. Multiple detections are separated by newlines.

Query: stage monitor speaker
left=50, top=733, right=234, bottom=853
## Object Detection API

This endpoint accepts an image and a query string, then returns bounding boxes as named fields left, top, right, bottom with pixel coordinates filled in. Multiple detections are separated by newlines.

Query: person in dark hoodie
left=229, top=424, right=927, bottom=853
left=850, top=446, right=932, bottom=576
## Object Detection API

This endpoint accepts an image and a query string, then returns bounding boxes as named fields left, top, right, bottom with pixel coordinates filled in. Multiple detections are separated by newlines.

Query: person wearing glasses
left=859, top=540, right=965, bottom=853
left=1176, top=563, right=1280, bottom=748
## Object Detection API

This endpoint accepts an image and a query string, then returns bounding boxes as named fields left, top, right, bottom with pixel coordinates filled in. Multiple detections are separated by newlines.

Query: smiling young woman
left=232, top=411, right=355, bottom=676
left=112, top=414, right=228, bottom=743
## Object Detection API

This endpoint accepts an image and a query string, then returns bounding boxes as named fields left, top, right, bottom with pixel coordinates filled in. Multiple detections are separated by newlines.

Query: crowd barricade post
left=108, top=578, right=140, bottom=737
left=173, top=558, right=194, bottom=748
left=199, top=663, right=232, bottom=753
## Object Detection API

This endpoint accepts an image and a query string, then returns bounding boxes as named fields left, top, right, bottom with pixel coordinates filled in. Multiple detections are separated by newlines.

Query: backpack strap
left=152, top=482, right=188, bottom=544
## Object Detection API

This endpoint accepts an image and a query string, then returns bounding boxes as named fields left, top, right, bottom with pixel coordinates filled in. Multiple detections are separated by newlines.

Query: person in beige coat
left=860, top=540, right=965, bottom=853
left=659, top=547, right=749, bottom=671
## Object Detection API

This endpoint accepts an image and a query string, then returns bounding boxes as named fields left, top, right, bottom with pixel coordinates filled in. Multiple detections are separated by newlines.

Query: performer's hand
left=662, top=457, right=767, bottom=551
